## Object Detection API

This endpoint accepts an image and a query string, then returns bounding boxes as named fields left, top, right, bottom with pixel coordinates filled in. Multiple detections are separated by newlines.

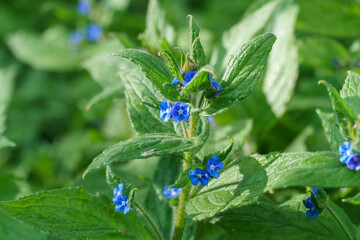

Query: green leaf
left=210, top=195, right=357, bottom=240
left=203, top=137, right=233, bottom=164
left=0, top=188, right=156, bottom=239
left=159, top=50, right=183, bottom=81
left=0, top=64, right=17, bottom=148
left=182, top=65, right=214, bottom=95
left=221, top=0, right=281, bottom=68
left=86, top=86, right=124, bottom=110
left=340, top=71, right=360, bottom=115
left=144, top=157, right=179, bottom=240
left=141, top=0, right=175, bottom=53
left=320, top=80, right=357, bottom=140
left=110, top=49, right=180, bottom=101
left=203, top=33, right=276, bottom=116
left=83, top=133, right=202, bottom=177
left=128, top=188, right=138, bottom=208
left=298, top=37, right=349, bottom=69
left=188, top=15, right=207, bottom=68
left=186, top=151, right=360, bottom=220
left=342, top=193, right=360, bottom=205
left=316, top=109, right=345, bottom=152
left=262, top=1, right=299, bottom=117
left=106, top=165, right=132, bottom=192
left=170, top=167, right=191, bottom=189
left=6, top=27, right=80, bottom=71
left=297, top=0, right=360, bottom=37
left=122, top=64, right=175, bottom=134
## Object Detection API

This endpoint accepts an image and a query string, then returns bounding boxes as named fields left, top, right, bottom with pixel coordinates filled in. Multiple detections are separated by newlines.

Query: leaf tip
left=318, top=80, right=325, bottom=85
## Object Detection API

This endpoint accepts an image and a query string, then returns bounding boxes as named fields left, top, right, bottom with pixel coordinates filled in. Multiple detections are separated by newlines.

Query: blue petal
left=313, top=210, right=319, bottom=219
left=211, top=81, right=222, bottom=90
left=208, top=169, right=220, bottom=178
left=115, top=204, right=124, bottom=212
left=189, top=169, right=197, bottom=178
left=312, top=187, right=318, bottom=197
left=306, top=210, right=314, bottom=218
left=172, top=78, right=181, bottom=84
left=190, top=177, right=199, bottom=186
left=172, top=114, right=182, bottom=123
left=210, top=75, right=215, bottom=82
left=184, top=71, right=197, bottom=81
left=123, top=205, right=130, bottom=214
left=113, top=188, right=119, bottom=197
left=347, top=159, right=356, bottom=170
left=199, top=177, right=208, bottom=186
left=159, top=101, right=170, bottom=111
left=182, top=112, right=189, bottom=122
left=118, top=184, right=123, bottom=195
left=182, top=79, right=190, bottom=86
left=340, top=155, right=350, bottom=163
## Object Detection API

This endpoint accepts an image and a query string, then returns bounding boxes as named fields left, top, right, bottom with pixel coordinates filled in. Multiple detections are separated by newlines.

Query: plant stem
left=172, top=114, right=198, bottom=240
left=181, top=120, right=189, bottom=139
left=135, top=201, right=164, bottom=240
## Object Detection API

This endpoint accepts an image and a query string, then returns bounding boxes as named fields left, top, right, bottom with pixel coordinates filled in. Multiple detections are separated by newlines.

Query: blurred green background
left=2, top=0, right=360, bottom=239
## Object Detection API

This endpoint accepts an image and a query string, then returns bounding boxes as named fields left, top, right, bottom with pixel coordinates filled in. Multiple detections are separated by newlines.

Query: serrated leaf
left=159, top=50, right=183, bottom=81
left=170, top=167, right=191, bottom=189
left=221, top=0, right=281, bottom=68
left=340, top=71, right=360, bottom=115
left=210, top=195, right=357, bottom=240
left=186, top=151, right=360, bottom=220
left=122, top=65, right=175, bottom=134
left=203, top=33, right=276, bottom=116
left=320, top=80, right=357, bottom=140
left=0, top=188, right=156, bottom=239
left=342, top=193, right=360, bottom=205
left=84, top=133, right=202, bottom=177
left=182, top=65, right=213, bottom=95
left=188, top=15, right=207, bottom=68
left=262, top=2, right=299, bottom=117
left=110, top=49, right=180, bottom=101
left=317, top=109, right=345, bottom=152
left=141, top=0, right=175, bottom=53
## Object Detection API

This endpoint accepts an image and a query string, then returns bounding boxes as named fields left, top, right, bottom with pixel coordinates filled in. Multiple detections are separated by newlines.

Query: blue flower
left=171, top=78, right=181, bottom=84
left=303, top=188, right=319, bottom=219
left=113, top=183, right=123, bottom=199
left=69, top=30, right=83, bottom=45
left=210, top=75, right=222, bottom=91
left=189, top=168, right=209, bottom=186
left=205, top=156, right=224, bottom=178
left=86, top=23, right=103, bottom=42
left=339, top=141, right=353, bottom=163
left=170, top=102, right=190, bottom=123
left=159, top=101, right=172, bottom=122
left=183, top=71, right=198, bottom=86
left=208, top=116, right=214, bottom=123
left=346, top=153, right=360, bottom=171
left=77, top=0, right=91, bottom=15
left=114, top=195, right=130, bottom=214
left=163, top=185, right=182, bottom=198
left=112, top=184, right=130, bottom=214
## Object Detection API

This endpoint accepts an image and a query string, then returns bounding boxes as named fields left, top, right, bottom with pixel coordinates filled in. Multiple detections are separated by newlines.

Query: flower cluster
left=189, top=156, right=224, bottom=186
left=112, top=184, right=130, bottom=214
left=69, top=1, right=103, bottom=46
left=159, top=101, right=190, bottom=123
left=303, top=187, right=319, bottom=219
left=163, top=185, right=182, bottom=198
left=339, top=141, right=360, bottom=171
left=172, top=71, right=222, bottom=91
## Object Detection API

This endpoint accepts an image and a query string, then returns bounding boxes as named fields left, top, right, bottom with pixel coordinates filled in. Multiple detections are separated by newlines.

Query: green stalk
left=172, top=114, right=198, bottom=240
left=135, top=202, right=164, bottom=240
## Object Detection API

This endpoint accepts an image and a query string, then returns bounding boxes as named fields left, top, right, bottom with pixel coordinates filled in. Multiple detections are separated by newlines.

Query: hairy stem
left=135, top=201, right=164, bottom=240
left=172, top=114, right=198, bottom=240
